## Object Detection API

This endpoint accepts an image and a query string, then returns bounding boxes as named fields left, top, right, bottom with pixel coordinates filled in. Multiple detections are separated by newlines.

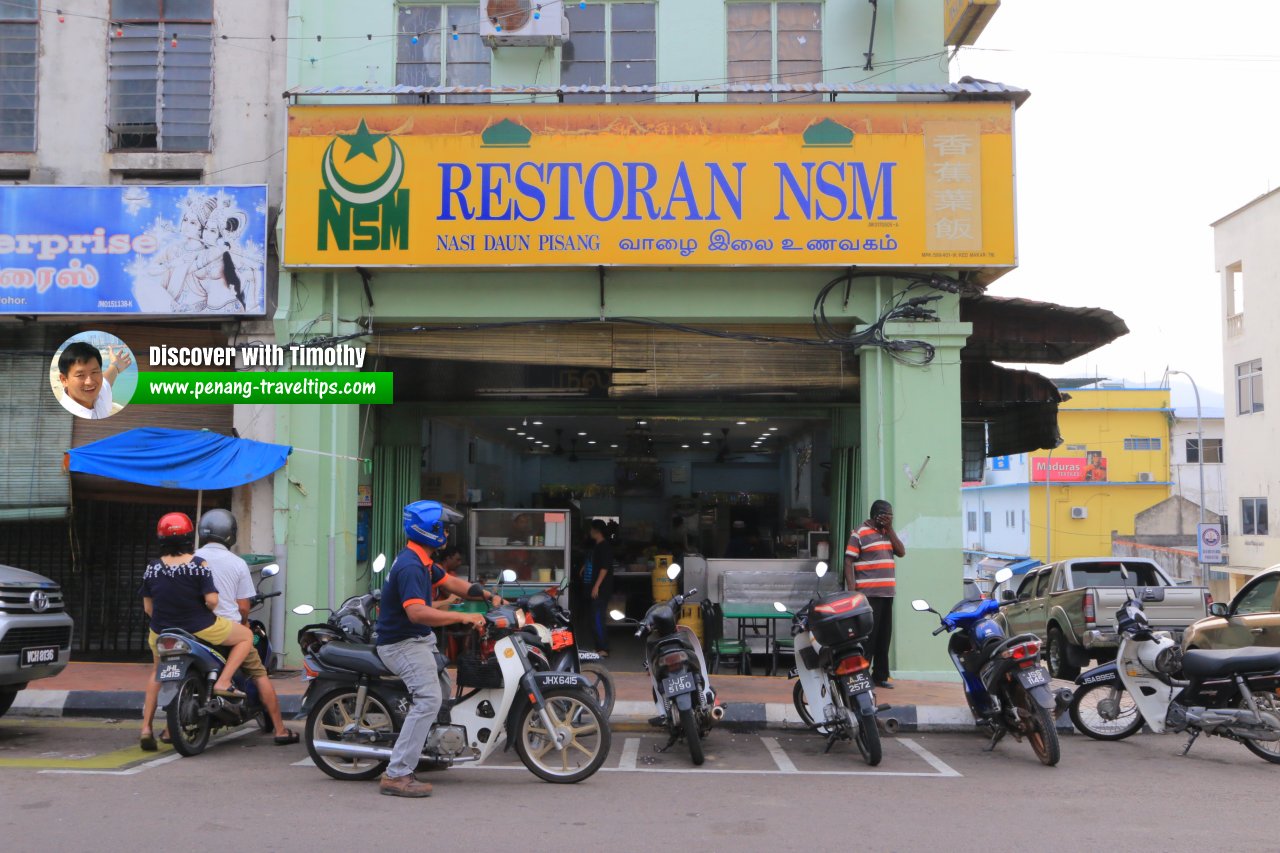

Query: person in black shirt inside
left=579, top=519, right=615, bottom=656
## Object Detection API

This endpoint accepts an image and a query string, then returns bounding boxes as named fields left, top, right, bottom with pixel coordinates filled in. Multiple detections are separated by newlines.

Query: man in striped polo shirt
left=844, top=499, right=906, bottom=688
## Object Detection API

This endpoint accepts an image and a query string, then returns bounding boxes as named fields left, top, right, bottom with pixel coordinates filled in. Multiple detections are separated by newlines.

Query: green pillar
left=273, top=270, right=364, bottom=664
left=858, top=316, right=972, bottom=681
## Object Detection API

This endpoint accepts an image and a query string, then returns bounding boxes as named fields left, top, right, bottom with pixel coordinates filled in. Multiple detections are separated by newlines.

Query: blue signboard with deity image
left=0, top=185, right=268, bottom=315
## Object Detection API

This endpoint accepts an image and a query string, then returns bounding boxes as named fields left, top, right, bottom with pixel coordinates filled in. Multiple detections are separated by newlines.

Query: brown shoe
left=379, top=772, right=432, bottom=798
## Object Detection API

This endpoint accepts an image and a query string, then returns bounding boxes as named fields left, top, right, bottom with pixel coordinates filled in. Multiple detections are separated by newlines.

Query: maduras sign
left=284, top=103, right=1015, bottom=268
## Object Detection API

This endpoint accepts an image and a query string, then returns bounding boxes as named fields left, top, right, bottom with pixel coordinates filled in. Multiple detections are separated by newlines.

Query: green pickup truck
left=993, top=557, right=1210, bottom=680
left=0, top=564, right=75, bottom=717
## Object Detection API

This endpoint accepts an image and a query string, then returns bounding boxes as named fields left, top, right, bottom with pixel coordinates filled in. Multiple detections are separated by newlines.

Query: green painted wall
left=275, top=0, right=978, bottom=678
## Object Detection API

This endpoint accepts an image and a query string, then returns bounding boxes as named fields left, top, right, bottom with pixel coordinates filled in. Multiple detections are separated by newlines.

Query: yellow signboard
left=283, top=103, right=1015, bottom=269
left=944, top=0, right=1001, bottom=47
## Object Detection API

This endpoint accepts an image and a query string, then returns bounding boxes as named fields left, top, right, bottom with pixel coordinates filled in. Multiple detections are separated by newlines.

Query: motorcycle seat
left=1182, top=646, right=1280, bottom=679
left=317, top=641, right=393, bottom=677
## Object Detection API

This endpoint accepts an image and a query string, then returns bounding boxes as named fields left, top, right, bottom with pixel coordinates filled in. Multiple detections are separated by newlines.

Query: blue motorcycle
left=912, top=569, right=1067, bottom=766
left=155, top=564, right=281, bottom=756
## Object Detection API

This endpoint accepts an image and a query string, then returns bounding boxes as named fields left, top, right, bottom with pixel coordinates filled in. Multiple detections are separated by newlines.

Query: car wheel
left=0, top=688, right=17, bottom=718
left=1047, top=626, right=1081, bottom=680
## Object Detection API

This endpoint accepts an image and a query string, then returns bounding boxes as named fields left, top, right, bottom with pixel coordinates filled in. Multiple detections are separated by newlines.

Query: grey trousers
left=378, top=634, right=443, bottom=779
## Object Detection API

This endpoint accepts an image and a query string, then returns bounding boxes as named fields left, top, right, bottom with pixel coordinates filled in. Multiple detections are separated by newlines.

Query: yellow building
left=964, top=385, right=1172, bottom=564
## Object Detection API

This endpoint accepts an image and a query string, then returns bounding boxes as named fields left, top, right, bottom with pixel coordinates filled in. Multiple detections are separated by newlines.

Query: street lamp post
left=1167, top=370, right=1205, bottom=526
left=1168, top=370, right=1205, bottom=584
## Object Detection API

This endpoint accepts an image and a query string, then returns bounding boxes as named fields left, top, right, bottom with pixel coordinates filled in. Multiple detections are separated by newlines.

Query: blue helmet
left=403, top=500, right=463, bottom=548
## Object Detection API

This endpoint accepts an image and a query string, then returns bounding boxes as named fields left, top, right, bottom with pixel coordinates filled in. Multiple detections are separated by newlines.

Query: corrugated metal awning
left=284, top=78, right=1030, bottom=106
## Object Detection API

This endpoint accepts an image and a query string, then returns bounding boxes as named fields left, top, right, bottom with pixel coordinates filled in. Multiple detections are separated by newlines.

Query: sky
left=950, top=1, right=1280, bottom=405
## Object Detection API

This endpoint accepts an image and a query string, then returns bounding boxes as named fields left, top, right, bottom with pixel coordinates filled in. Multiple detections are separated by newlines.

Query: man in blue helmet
left=375, top=500, right=500, bottom=798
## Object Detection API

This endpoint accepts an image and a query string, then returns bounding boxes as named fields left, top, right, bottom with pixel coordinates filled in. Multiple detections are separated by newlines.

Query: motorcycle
left=298, top=570, right=611, bottom=784
left=519, top=575, right=616, bottom=717
left=1069, top=579, right=1280, bottom=763
left=912, top=567, right=1067, bottom=766
left=774, top=561, right=883, bottom=765
left=293, top=554, right=385, bottom=647
left=611, top=564, right=722, bottom=766
left=154, top=563, right=283, bottom=756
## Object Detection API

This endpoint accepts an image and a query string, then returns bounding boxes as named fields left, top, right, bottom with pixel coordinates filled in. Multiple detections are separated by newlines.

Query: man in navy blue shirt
left=375, top=501, right=499, bottom=798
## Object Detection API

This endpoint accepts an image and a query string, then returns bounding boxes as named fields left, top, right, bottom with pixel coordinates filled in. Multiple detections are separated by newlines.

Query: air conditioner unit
left=479, top=0, right=568, bottom=46
left=1070, top=506, right=1088, bottom=519
left=1137, top=472, right=1154, bottom=483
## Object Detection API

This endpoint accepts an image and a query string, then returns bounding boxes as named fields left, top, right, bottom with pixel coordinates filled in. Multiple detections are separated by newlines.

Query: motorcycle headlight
left=1155, top=645, right=1183, bottom=675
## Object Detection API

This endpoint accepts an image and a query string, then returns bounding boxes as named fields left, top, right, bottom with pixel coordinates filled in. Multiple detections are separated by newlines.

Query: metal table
left=721, top=604, right=792, bottom=675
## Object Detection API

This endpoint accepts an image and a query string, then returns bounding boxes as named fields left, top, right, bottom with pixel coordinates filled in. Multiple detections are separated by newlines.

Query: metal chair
left=705, top=601, right=750, bottom=675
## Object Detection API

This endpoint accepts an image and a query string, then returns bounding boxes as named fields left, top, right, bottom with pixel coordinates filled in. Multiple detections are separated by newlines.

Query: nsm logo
left=318, top=119, right=409, bottom=251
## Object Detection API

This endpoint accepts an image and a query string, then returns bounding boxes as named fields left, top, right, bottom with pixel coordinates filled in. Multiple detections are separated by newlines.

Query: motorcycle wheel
left=579, top=662, right=616, bottom=719
left=792, top=680, right=821, bottom=730
left=1068, top=682, right=1143, bottom=741
left=1021, top=691, right=1061, bottom=767
left=514, top=686, right=611, bottom=783
left=1236, top=693, right=1280, bottom=765
left=855, top=709, right=883, bottom=766
left=305, top=687, right=394, bottom=781
left=680, top=707, right=705, bottom=766
left=258, top=709, right=274, bottom=733
left=166, top=673, right=212, bottom=756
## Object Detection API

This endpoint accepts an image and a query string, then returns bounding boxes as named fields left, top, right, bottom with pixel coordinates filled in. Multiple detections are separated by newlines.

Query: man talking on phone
left=844, top=500, right=906, bottom=689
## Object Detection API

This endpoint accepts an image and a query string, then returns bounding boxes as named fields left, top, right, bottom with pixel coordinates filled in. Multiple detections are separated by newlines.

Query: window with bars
left=0, top=0, right=37, bottom=152
left=966, top=511, right=976, bottom=533
left=726, top=2, right=822, bottom=104
left=1185, top=438, right=1224, bottom=464
left=561, top=3, right=655, bottom=104
left=1123, top=437, right=1162, bottom=451
left=396, top=4, right=491, bottom=103
left=108, top=0, right=213, bottom=152
left=1237, top=358, right=1264, bottom=415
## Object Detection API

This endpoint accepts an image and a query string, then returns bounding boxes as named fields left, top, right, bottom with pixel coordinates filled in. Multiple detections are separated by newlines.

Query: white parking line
left=899, top=737, right=962, bottom=777
left=760, top=737, right=798, bottom=772
left=41, top=727, right=257, bottom=776
left=619, top=737, right=640, bottom=770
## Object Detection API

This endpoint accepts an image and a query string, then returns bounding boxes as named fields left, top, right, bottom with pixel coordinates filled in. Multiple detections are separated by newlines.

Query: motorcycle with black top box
left=776, top=561, right=885, bottom=765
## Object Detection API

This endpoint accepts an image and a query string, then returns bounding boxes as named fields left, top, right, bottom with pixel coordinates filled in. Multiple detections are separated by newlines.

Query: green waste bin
left=242, top=554, right=276, bottom=567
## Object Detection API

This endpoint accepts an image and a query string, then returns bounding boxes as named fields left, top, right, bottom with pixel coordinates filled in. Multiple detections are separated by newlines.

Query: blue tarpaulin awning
left=65, top=428, right=291, bottom=491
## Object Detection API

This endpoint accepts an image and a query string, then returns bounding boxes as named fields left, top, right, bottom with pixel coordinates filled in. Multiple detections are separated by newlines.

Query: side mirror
left=1000, top=589, right=1016, bottom=604
left=993, top=567, right=1014, bottom=584
left=292, top=604, right=315, bottom=615
left=372, top=553, right=387, bottom=574
left=772, top=601, right=788, bottom=613
left=815, top=561, right=829, bottom=579
left=1209, top=602, right=1229, bottom=618
left=260, top=563, right=280, bottom=578
left=666, top=563, right=682, bottom=580
left=911, top=599, right=932, bottom=612
left=1119, top=564, right=1131, bottom=581
left=609, top=609, right=626, bottom=621
left=500, top=569, right=518, bottom=583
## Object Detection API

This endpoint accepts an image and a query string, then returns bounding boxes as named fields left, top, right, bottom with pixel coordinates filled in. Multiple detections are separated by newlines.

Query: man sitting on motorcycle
left=195, top=508, right=298, bottom=745
left=374, top=500, right=503, bottom=798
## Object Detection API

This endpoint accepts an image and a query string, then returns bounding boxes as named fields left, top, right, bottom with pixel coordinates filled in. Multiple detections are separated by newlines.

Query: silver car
left=0, top=564, right=75, bottom=717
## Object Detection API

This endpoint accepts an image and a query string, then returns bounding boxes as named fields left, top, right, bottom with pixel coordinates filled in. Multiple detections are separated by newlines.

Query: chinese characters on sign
left=924, top=120, right=983, bottom=256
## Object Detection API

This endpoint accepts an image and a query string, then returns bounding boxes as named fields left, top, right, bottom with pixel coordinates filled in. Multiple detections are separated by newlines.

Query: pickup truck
left=993, top=558, right=1210, bottom=680
left=0, top=563, right=75, bottom=718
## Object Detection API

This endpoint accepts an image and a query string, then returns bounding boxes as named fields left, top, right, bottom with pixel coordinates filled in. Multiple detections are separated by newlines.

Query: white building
left=1169, top=406, right=1226, bottom=518
left=1212, top=188, right=1280, bottom=594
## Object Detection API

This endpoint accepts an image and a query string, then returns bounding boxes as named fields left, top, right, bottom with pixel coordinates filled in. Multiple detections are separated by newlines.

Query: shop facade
left=274, top=0, right=1049, bottom=678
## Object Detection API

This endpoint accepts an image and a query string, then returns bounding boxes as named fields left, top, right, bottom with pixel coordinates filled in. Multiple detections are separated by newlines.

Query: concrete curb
left=12, top=690, right=1075, bottom=733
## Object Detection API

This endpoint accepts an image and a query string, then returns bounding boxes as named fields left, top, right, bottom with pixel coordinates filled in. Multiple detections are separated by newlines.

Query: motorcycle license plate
left=19, top=646, right=57, bottom=668
left=663, top=672, right=696, bottom=696
left=158, top=661, right=184, bottom=681
left=845, top=672, right=873, bottom=695
left=1017, top=666, right=1048, bottom=688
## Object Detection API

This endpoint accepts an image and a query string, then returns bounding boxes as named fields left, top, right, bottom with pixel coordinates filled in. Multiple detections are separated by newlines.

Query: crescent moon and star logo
left=321, top=119, right=405, bottom=206
left=317, top=118, right=411, bottom=252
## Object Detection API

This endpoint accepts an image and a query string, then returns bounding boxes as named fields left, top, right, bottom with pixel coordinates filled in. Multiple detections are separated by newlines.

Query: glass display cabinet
left=468, top=508, right=572, bottom=585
